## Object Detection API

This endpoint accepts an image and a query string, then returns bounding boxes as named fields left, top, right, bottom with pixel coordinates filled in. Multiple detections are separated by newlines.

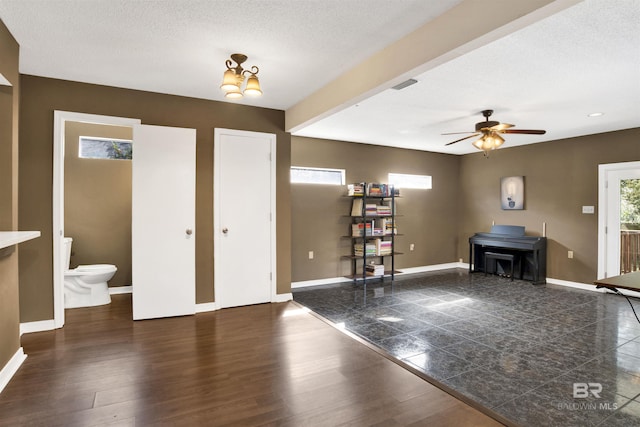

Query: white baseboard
left=292, top=277, right=351, bottom=289
left=291, top=263, right=469, bottom=289
left=195, top=302, right=217, bottom=313
left=547, top=277, right=640, bottom=299
left=109, top=286, right=132, bottom=295
left=0, top=347, right=27, bottom=394
left=399, top=262, right=468, bottom=275
left=20, top=319, right=56, bottom=335
left=272, top=293, right=293, bottom=303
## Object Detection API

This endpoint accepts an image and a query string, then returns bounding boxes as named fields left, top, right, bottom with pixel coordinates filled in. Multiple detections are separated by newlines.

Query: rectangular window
left=388, top=173, right=432, bottom=189
left=291, top=166, right=345, bottom=185
left=79, top=136, right=133, bottom=160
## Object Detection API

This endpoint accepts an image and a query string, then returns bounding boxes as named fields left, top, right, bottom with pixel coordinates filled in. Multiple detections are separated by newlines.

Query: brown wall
left=459, top=128, right=640, bottom=284
left=291, top=136, right=460, bottom=282
left=0, top=19, right=20, bottom=370
left=64, top=122, right=133, bottom=287
left=18, top=75, right=291, bottom=322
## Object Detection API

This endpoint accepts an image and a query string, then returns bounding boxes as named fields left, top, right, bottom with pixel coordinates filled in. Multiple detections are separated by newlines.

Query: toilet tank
left=63, top=237, right=73, bottom=270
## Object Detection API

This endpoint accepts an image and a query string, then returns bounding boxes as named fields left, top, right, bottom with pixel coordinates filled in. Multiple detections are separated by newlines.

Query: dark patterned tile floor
left=293, top=269, right=640, bottom=427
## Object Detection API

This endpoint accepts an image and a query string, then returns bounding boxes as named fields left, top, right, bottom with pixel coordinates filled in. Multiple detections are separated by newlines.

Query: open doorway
left=64, top=121, right=133, bottom=293
left=53, top=111, right=140, bottom=328
left=598, top=161, right=640, bottom=279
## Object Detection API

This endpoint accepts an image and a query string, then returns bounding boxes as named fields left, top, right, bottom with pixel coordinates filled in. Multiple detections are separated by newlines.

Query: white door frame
left=213, top=128, right=277, bottom=306
left=597, top=161, right=640, bottom=280
left=52, top=111, right=141, bottom=328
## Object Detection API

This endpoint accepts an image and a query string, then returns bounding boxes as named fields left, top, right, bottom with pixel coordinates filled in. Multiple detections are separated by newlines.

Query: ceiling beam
left=285, top=0, right=581, bottom=133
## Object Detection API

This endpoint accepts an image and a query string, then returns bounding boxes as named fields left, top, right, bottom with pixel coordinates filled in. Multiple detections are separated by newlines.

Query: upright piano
left=469, top=225, right=547, bottom=284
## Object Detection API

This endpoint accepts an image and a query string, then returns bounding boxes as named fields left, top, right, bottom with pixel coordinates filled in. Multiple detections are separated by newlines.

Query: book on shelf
left=365, top=203, right=378, bottom=216
left=348, top=183, right=399, bottom=197
left=364, top=183, right=400, bottom=197
left=381, top=199, right=396, bottom=214
left=354, top=242, right=376, bottom=256
left=351, top=198, right=363, bottom=216
left=372, top=218, right=387, bottom=235
left=352, top=222, right=372, bottom=236
left=375, top=238, right=392, bottom=255
left=365, top=263, right=385, bottom=276
left=347, top=183, right=364, bottom=196
left=385, top=221, right=397, bottom=235
left=376, top=205, right=392, bottom=216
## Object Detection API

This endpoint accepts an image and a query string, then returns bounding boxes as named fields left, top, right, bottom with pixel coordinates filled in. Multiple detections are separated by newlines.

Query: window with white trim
left=79, top=136, right=133, bottom=160
left=291, top=166, right=345, bottom=185
left=388, top=173, right=432, bottom=189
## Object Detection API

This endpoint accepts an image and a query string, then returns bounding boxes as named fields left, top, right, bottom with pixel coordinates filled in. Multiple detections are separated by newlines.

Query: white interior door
left=599, top=162, right=640, bottom=279
left=214, top=128, right=275, bottom=309
left=132, top=124, right=196, bottom=320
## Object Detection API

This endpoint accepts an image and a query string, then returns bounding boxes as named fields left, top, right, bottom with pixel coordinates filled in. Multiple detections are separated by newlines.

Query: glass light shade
left=220, top=69, right=240, bottom=92
left=243, top=74, right=262, bottom=96
left=473, top=133, right=505, bottom=152
left=225, top=86, right=243, bottom=99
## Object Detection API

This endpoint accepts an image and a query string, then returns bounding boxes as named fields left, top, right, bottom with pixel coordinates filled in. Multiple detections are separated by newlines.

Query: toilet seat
left=66, top=264, right=116, bottom=276
left=76, top=264, right=116, bottom=272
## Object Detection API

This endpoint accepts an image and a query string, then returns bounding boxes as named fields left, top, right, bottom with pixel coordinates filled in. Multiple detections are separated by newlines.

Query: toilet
left=63, top=237, right=117, bottom=308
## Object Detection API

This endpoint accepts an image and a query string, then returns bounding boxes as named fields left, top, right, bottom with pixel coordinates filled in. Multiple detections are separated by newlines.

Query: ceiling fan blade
left=441, top=131, right=476, bottom=135
left=500, top=129, right=546, bottom=135
left=445, top=133, right=480, bottom=146
left=488, top=123, right=514, bottom=131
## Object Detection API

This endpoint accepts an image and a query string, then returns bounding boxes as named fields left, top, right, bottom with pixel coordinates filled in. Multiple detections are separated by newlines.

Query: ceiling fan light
left=489, top=133, right=505, bottom=148
left=224, top=85, right=243, bottom=99
left=220, top=69, right=240, bottom=91
left=243, top=74, right=262, bottom=96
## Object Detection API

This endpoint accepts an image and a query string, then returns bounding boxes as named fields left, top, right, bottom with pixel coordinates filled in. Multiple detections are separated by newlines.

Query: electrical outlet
left=568, top=250, right=574, bottom=259
left=308, top=251, right=314, bottom=260
left=410, top=243, right=415, bottom=251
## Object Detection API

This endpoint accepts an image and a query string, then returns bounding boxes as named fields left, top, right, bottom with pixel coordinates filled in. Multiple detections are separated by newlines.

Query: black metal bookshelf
left=342, top=183, right=402, bottom=288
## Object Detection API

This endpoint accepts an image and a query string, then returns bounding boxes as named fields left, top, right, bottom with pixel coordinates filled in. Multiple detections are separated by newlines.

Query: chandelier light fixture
left=472, top=131, right=505, bottom=157
left=220, top=53, right=262, bottom=99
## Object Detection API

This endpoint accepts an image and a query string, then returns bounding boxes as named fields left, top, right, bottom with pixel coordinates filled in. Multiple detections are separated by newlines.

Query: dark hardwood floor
left=0, top=294, right=503, bottom=426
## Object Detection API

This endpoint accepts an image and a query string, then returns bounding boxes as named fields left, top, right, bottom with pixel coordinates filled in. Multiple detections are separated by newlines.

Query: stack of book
left=348, top=183, right=399, bottom=197
left=354, top=243, right=376, bottom=257
left=351, top=222, right=372, bottom=236
left=347, top=183, right=364, bottom=196
left=376, top=205, right=392, bottom=216
left=365, top=264, right=385, bottom=276
left=372, top=218, right=388, bottom=235
left=385, top=221, right=397, bottom=235
left=365, top=204, right=378, bottom=216
left=375, top=239, right=392, bottom=255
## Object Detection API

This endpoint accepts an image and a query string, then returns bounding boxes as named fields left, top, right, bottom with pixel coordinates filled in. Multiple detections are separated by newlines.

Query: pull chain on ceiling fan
left=443, top=110, right=546, bottom=157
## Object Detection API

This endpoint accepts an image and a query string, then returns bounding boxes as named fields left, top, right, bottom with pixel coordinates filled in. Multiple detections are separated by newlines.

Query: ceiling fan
left=443, top=109, right=546, bottom=156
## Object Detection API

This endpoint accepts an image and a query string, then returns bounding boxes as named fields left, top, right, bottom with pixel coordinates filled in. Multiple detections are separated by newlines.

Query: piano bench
left=484, top=252, right=515, bottom=281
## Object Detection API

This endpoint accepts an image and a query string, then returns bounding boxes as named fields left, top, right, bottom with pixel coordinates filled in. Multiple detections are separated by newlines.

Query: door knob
left=186, top=228, right=193, bottom=235
left=222, top=227, right=229, bottom=234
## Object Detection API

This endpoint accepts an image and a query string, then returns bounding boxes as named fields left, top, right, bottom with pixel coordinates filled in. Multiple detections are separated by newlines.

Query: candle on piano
left=543, top=222, right=546, bottom=237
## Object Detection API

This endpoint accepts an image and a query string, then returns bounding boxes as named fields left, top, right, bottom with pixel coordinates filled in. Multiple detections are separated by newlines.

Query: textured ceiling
left=0, top=0, right=638, bottom=155
left=0, top=0, right=461, bottom=109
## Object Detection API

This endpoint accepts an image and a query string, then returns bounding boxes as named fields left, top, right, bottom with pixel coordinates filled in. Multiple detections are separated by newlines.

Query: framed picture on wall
left=501, top=176, right=524, bottom=210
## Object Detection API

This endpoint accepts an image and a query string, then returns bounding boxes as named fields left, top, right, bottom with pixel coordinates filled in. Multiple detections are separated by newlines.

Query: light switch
left=582, top=206, right=595, bottom=214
